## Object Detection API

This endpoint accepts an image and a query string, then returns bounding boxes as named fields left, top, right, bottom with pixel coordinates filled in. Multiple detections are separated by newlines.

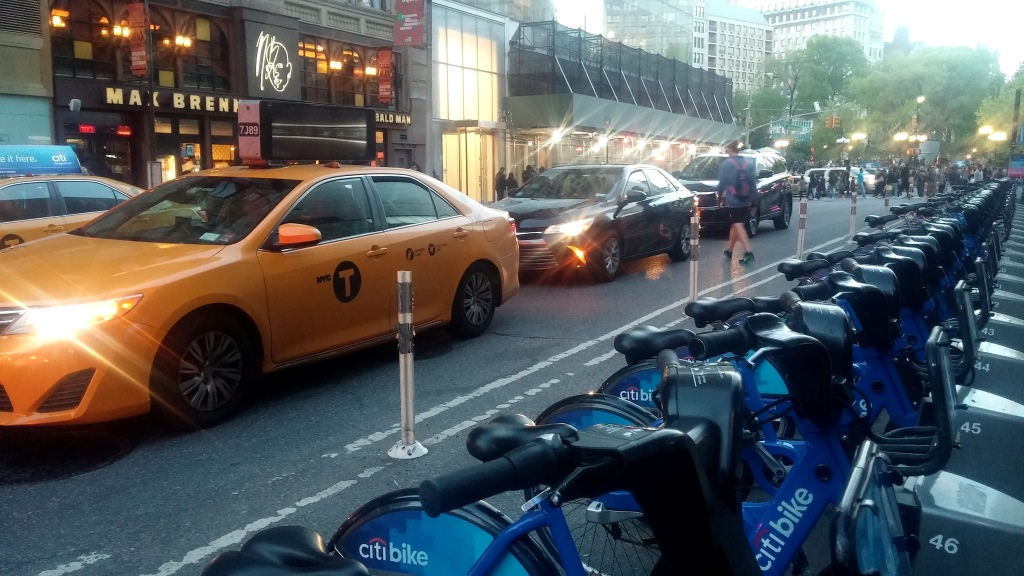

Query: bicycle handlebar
left=420, top=436, right=567, bottom=517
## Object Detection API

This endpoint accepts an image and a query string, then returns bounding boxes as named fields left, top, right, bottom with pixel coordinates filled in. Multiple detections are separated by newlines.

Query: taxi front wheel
left=151, top=313, right=257, bottom=428
left=447, top=264, right=498, bottom=339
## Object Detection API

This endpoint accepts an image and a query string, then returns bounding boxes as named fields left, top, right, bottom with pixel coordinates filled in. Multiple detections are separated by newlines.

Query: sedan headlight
left=4, top=295, right=143, bottom=339
left=545, top=219, right=594, bottom=236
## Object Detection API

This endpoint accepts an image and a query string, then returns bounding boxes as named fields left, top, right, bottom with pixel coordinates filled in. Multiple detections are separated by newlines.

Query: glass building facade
left=430, top=1, right=512, bottom=202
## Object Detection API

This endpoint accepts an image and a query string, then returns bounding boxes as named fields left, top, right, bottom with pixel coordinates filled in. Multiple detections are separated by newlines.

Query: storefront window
left=297, top=36, right=390, bottom=108
left=181, top=18, right=230, bottom=92
left=51, top=1, right=116, bottom=80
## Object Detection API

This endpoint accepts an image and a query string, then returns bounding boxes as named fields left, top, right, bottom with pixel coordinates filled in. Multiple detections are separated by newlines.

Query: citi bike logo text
left=754, top=488, right=813, bottom=571
left=358, top=537, right=429, bottom=567
left=619, top=386, right=653, bottom=402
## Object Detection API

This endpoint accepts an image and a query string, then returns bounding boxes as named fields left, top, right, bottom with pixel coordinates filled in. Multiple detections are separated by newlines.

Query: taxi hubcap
left=463, top=273, right=493, bottom=326
left=178, top=331, right=243, bottom=412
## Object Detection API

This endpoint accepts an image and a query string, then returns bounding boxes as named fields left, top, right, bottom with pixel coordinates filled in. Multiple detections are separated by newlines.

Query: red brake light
left=506, top=217, right=516, bottom=232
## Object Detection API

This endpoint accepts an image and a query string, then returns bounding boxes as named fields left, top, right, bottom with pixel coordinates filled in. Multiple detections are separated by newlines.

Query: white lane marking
left=140, top=467, right=384, bottom=576
left=37, top=553, right=111, bottom=576
left=342, top=234, right=850, bottom=455
left=584, top=350, right=618, bottom=366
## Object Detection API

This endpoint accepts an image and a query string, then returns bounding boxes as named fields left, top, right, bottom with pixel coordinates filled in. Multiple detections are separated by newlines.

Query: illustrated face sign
left=255, top=31, right=293, bottom=93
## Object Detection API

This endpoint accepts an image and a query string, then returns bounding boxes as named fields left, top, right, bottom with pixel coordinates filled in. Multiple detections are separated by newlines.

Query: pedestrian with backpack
left=718, top=141, right=757, bottom=264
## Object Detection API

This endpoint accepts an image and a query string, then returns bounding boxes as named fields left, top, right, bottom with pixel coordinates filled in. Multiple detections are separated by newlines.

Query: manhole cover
left=0, top=430, right=133, bottom=485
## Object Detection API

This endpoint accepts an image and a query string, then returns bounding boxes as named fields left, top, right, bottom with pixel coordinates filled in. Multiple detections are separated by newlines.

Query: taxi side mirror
left=274, top=223, right=322, bottom=249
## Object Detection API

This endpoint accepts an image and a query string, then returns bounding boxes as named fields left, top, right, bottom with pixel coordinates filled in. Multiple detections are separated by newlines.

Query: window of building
left=51, top=1, right=116, bottom=80
left=180, top=18, right=230, bottom=91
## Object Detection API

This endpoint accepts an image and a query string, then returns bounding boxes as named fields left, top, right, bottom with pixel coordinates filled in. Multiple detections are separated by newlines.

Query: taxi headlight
left=545, top=219, right=594, bottom=236
left=3, top=295, right=143, bottom=339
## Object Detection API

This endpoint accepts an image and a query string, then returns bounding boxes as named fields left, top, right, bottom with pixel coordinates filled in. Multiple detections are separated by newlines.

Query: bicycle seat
left=685, top=297, right=757, bottom=328
left=202, top=526, right=368, bottom=576
left=752, top=295, right=787, bottom=314
left=853, top=230, right=894, bottom=247
left=864, top=214, right=898, bottom=228
left=805, top=250, right=856, bottom=265
left=613, top=325, right=696, bottom=365
left=777, top=258, right=832, bottom=281
left=466, top=413, right=578, bottom=462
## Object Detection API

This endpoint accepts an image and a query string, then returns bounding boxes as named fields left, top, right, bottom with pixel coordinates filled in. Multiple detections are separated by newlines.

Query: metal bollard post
left=849, top=188, right=857, bottom=239
left=796, top=190, right=808, bottom=259
left=688, top=210, right=700, bottom=303
left=388, top=270, right=427, bottom=460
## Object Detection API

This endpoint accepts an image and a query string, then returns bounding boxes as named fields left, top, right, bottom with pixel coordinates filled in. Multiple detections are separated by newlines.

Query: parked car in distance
left=1, top=174, right=140, bottom=249
left=673, top=148, right=793, bottom=236
left=491, top=164, right=695, bottom=282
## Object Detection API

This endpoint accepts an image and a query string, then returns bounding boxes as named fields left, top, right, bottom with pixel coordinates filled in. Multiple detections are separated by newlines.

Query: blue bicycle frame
left=468, top=497, right=589, bottom=576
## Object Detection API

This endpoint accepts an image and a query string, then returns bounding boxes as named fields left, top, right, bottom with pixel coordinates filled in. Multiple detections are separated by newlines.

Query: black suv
left=491, top=164, right=695, bottom=282
left=673, top=149, right=793, bottom=237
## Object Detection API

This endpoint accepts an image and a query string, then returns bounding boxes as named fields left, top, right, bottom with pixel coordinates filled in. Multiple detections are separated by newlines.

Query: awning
left=505, top=94, right=741, bottom=146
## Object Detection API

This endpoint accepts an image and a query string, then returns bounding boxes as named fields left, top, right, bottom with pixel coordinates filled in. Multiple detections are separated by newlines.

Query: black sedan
left=674, top=150, right=793, bottom=237
left=491, top=164, right=694, bottom=282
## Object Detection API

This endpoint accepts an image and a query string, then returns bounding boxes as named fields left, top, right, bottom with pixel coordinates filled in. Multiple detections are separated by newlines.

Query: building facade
left=1, top=1, right=54, bottom=146
left=735, top=0, right=884, bottom=62
left=692, top=0, right=708, bottom=68
left=705, top=1, right=772, bottom=92
left=45, top=0, right=424, bottom=187
left=603, top=0, right=695, bottom=64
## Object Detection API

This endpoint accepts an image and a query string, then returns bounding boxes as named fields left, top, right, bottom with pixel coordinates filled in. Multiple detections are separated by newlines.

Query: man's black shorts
left=728, top=206, right=750, bottom=224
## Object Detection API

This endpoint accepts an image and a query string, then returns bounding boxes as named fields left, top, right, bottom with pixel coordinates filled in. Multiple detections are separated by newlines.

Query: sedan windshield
left=73, top=176, right=300, bottom=244
left=509, top=167, right=622, bottom=200
left=676, top=156, right=723, bottom=180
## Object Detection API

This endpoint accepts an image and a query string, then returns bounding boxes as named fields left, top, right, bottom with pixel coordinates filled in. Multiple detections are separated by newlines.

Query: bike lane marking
left=36, top=553, right=111, bottom=576
left=137, top=234, right=853, bottom=576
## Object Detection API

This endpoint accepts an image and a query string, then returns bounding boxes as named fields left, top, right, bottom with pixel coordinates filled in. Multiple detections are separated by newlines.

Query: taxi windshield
left=73, top=176, right=299, bottom=244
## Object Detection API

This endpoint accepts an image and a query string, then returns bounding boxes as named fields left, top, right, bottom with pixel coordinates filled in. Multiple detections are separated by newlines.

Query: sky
left=879, top=0, right=1023, bottom=76
left=554, top=0, right=1023, bottom=78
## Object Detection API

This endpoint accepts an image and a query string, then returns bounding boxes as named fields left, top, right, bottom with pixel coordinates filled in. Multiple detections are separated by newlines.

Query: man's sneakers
left=739, top=252, right=755, bottom=265
left=724, top=249, right=733, bottom=259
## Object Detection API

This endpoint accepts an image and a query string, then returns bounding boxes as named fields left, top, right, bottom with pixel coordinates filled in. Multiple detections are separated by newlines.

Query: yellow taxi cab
left=0, top=162, right=519, bottom=428
left=0, top=145, right=140, bottom=248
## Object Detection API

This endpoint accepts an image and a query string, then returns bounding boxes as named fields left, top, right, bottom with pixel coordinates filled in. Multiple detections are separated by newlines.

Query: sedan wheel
left=590, top=233, right=622, bottom=282
left=447, top=264, right=497, bottom=338
left=668, top=223, right=691, bottom=262
left=152, top=313, right=256, bottom=429
left=745, top=208, right=760, bottom=238
left=773, top=197, right=792, bottom=230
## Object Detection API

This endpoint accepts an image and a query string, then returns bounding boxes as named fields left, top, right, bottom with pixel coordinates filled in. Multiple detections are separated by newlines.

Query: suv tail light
left=507, top=217, right=516, bottom=232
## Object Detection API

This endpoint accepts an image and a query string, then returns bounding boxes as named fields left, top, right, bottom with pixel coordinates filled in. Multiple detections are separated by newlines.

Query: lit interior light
left=329, top=60, right=342, bottom=70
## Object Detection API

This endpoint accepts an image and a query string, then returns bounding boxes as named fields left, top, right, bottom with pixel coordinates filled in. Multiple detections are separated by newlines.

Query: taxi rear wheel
left=447, top=264, right=498, bottom=338
left=151, top=313, right=257, bottom=428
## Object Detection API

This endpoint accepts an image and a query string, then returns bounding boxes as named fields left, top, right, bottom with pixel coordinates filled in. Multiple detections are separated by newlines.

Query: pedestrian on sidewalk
left=718, top=140, right=756, bottom=265
left=856, top=167, right=866, bottom=197
left=494, top=167, right=507, bottom=200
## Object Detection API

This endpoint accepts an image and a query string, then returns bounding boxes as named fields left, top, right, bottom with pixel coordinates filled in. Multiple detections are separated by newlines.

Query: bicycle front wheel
left=527, top=394, right=659, bottom=576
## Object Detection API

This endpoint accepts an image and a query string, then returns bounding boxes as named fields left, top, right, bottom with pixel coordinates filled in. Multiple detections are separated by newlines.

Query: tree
left=765, top=52, right=806, bottom=122
left=799, top=35, right=869, bottom=108
left=851, top=46, right=1003, bottom=158
left=733, top=86, right=788, bottom=148
left=976, top=63, right=1024, bottom=165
